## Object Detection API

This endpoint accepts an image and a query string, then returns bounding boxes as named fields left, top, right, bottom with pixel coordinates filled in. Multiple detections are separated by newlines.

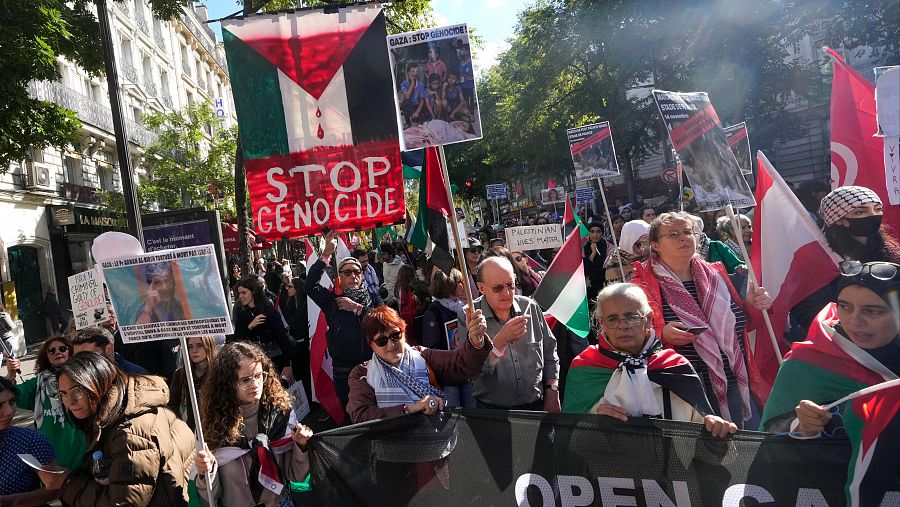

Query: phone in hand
left=682, top=326, right=708, bottom=335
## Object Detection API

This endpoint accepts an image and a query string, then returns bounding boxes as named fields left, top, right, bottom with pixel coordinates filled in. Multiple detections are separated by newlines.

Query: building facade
left=0, top=2, right=236, bottom=348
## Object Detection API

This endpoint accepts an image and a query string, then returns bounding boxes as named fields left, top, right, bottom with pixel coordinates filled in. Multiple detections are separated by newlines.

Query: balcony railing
left=121, top=62, right=138, bottom=84
left=28, top=80, right=157, bottom=147
left=162, top=95, right=174, bottom=109
left=136, top=15, right=149, bottom=35
left=143, top=79, right=158, bottom=97
left=181, top=13, right=228, bottom=71
left=154, top=22, right=166, bottom=50
left=181, top=60, right=192, bottom=78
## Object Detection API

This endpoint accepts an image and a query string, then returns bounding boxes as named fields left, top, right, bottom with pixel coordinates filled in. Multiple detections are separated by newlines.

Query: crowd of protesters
left=0, top=180, right=897, bottom=504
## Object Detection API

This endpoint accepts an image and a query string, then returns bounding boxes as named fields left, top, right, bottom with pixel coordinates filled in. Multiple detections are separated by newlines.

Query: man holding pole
left=454, top=256, right=561, bottom=411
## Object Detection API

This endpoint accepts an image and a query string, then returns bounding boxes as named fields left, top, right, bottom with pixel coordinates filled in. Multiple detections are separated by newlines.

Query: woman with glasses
left=512, top=251, right=543, bottom=297
left=630, top=212, right=773, bottom=426
left=346, top=306, right=490, bottom=423
left=4, top=335, right=86, bottom=469
left=563, top=284, right=737, bottom=437
left=233, top=276, right=295, bottom=376
left=168, top=336, right=218, bottom=431
left=195, top=342, right=313, bottom=507
left=305, top=231, right=383, bottom=417
left=37, top=352, right=195, bottom=505
left=790, top=186, right=900, bottom=340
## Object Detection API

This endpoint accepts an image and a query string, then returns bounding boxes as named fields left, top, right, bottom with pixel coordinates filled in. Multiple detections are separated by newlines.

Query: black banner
left=308, top=410, right=899, bottom=506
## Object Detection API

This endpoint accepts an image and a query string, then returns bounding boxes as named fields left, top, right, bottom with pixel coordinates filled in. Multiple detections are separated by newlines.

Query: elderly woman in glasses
left=37, top=352, right=195, bottom=506
left=195, top=342, right=313, bottom=507
left=564, top=283, right=736, bottom=437
left=5, top=335, right=86, bottom=469
left=630, top=211, right=773, bottom=426
left=346, top=306, right=491, bottom=423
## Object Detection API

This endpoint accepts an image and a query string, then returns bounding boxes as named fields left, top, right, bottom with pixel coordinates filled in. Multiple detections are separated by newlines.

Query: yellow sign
left=2, top=281, right=17, bottom=321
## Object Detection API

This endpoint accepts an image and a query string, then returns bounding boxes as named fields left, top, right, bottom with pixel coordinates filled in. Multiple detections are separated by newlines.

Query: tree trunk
left=234, top=135, right=252, bottom=274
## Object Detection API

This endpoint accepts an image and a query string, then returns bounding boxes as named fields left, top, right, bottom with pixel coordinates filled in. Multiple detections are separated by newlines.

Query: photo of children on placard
left=678, top=129, right=755, bottom=210
left=541, top=187, right=566, bottom=205
left=388, top=24, right=483, bottom=150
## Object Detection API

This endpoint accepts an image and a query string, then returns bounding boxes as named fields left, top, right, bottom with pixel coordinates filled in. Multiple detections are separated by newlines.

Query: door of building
left=8, top=246, right=45, bottom=345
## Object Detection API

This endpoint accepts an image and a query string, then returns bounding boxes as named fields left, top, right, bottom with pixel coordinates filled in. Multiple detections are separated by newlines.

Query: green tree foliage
left=0, top=0, right=186, bottom=171
left=449, top=0, right=866, bottom=200
left=136, top=103, right=238, bottom=214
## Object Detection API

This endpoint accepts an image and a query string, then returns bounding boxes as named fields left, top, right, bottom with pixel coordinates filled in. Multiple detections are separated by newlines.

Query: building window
left=64, top=156, right=83, bottom=185
left=121, top=38, right=134, bottom=65
left=133, top=106, right=142, bottom=122
left=99, top=165, right=115, bottom=191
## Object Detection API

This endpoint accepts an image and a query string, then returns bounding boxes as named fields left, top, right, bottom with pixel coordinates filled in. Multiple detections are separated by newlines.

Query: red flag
left=547, top=178, right=557, bottom=189
left=562, top=194, right=588, bottom=241
left=827, top=47, right=900, bottom=234
left=515, top=182, right=522, bottom=197
left=748, top=152, right=841, bottom=404
left=305, top=240, right=346, bottom=424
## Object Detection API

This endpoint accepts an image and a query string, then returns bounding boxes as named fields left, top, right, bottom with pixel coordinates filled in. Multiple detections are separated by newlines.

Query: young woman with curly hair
left=195, top=342, right=313, bottom=507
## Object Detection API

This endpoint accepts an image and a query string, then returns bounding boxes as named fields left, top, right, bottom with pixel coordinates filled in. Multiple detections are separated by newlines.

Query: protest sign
left=653, top=90, right=756, bottom=211
left=724, top=122, right=753, bottom=175
left=143, top=220, right=212, bottom=252
left=221, top=6, right=404, bottom=238
left=505, top=224, right=563, bottom=251
left=387, top=24, right=483, bottom=150
left=99, top=244, right=233, bottom=343
left=540, top=187, right=565, bottom=205
left=485, top=184, right=507, bottom=200
left=68, top=268, right=110, bottom=330
left=574, top=187, right=595, bottom=205
left=566, top=122, right=620, bottom=180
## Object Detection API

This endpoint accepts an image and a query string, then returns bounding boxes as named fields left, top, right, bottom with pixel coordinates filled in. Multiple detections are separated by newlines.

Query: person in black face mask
left=789, top=186, right=900, bottom=341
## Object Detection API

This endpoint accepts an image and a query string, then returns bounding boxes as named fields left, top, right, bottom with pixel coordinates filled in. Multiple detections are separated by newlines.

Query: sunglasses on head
left=372, top=330, right=403, bottom=347
left=48, top=345, right=69, bottom=355
left=839, top=261, right=898, bottom=280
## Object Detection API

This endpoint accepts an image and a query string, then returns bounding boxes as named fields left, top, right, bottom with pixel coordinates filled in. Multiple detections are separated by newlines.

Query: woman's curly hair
left=200, top=342, right=291, bottom=449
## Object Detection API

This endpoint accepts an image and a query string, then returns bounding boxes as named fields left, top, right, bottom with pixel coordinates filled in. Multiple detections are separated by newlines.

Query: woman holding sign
left=630, top=212, right=773, bottom=426
left=195, top=342, right=313, bottom=507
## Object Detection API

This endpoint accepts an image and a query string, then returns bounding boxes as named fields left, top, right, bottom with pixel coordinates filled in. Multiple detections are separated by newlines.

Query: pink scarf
left=650, top=256, right=751, bottom=421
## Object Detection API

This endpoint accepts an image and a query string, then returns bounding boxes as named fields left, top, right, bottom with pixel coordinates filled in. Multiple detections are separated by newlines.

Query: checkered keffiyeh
left=819, top=186, right=881, bottom=226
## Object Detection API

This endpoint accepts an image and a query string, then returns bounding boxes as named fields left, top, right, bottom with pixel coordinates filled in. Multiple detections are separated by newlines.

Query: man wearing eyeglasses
left=455, top=256, right=560, bottom=411
left=306, top=232, right=384, bottom=417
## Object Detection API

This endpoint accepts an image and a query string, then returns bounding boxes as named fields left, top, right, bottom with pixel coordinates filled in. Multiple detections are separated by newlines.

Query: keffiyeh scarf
left=650, top=256, right=751, bottom=421
left=366, top=344, right=444, bottom=408
left=343, top=286, right=372, bottom=310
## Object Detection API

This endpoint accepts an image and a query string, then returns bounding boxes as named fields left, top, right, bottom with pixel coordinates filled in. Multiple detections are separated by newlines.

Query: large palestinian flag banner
left=222, top=6, right=404, bottom=239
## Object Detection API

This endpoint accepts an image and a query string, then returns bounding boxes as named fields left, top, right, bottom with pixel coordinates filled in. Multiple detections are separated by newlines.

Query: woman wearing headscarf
left=4, top=335, right=86, bottom=469
left=630, top=212, right=773, bottom=426
left=790, top=186, right=900, bottom=340
left=346, top=306, right=490, bottom=423
left=604, top=219, right=651, bottom=284
left=564, top=284, right=737, bottom=438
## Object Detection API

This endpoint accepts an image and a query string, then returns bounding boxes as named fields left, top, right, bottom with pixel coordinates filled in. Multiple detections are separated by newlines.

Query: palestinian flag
left=532, top=229, right=590, bottom=338
left=402, top=150, right=424, bottom=180
left=221, top=6, right=404, bottom=238
left=563, top=339, right=712, bottom=415
left=563, top=194, right=589, bottom=240
left=760, top=303, right=899, bottom=505
left=410, top=147, right=454, bottom=272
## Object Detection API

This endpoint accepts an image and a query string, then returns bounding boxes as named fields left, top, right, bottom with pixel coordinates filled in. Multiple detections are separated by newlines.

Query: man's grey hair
left=594, top=283, right=651, bottom=320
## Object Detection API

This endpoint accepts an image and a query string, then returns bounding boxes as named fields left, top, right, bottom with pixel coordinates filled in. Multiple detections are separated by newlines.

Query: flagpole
left=178, top=335, right=215, bottom=501
left=437, top=145, right=476, bottom=312
left=596, top=177, right=626, bottom=281
left=725, top=204, right=783, bottom=363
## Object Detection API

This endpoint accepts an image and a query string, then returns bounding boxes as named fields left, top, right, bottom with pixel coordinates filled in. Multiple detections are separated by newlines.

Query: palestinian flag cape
left=563, top=194, right=589, bottom=241
left=410, top=147, right=454, bottom=272
left=533, top=228, right=590, bottom=338
left=563, top=338, right=712, bottom=415
left=760, top=303, right=899, bottom=506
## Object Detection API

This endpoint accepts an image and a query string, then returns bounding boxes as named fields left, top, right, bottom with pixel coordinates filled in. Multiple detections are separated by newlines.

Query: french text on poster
left=506, top=224, right=563, bottom=251
left=143, top=220, right=212, bottom=252
left=220, top=6, right=404, bottom=238
left=387, top=24, right=483, bottom=150
left=485, top=184, right=507, bottom=200
left=98, top=245, right=233, bottom=343
left=540, top=187, right=566, bottom=205
left=724, top=123, right=753, bottom=175
left=653, top=90, right=756, bottom=211
left=68, top=268, right=110, bottom=330
left=574, top=187, right=595, bottom=205
left=566, top=122, right=620, bottom=179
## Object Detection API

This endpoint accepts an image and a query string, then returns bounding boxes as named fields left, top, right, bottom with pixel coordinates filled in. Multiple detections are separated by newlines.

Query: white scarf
left=599, top=335, right=662, bottom=418
left=437, top=298, right=464, bottom=314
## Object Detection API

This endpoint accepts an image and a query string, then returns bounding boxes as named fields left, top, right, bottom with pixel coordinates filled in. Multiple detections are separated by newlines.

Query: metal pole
left=597, top=177, right=626, bottom=281
left=177, top=336, right=216, bottom=501
left=96, top=0, right=143, bottom=244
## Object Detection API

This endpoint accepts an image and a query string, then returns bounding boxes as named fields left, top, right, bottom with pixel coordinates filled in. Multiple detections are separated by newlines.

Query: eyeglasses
left=488, top=282, right=516, bottom=294
left=340, top=268, right=362, bottom=277
left=840, top=261, right=898, bottom=280
left=600, top=313, right=648, bottom=329
left=48, top=345, right=69, bottom=355
left=58, top=386, right=86, bottom=404
left=372, top=330, right=403, bottom=347
left=466, top=248, right=484, bottom=254
left=660, top=230, right=699, bottom=241
left=237, top=371, right=268, bottom=391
